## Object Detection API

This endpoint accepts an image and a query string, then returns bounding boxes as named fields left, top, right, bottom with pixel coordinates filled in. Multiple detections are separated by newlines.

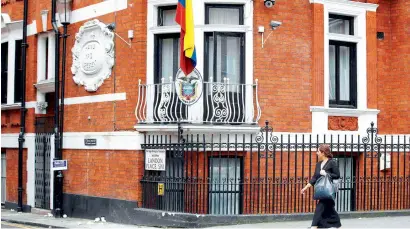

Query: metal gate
left=34, top=116, right=54, bottom=209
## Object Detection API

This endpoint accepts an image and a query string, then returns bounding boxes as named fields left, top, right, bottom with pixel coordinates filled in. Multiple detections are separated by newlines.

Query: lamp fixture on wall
left=259, top=20, right=282, bottom=48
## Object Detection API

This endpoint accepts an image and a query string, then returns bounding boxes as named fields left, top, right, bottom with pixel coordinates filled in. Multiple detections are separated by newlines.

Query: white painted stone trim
left=59, top=92, right=126, bottom=105
left=311, top=106, right=379, bottom=134
left=309, top=0, right=378, bottom=12
left=328, top=34, right=361, bottom=43
left=1, top=102, right=37, bottom=110
left=3, top=0, right=127, bottom=38
left=1, top=103, right=21, bottom=110
left=2, top=93, right=124, bottom=110
left=135, top=124, right=261, bottom=134
left=69, top=0, right=127, bottom=25
left=310, top=106, right=380, bottom=117
left=62, top=132, right=144, bottom=150
left=36, top=33, right=47, bottom=114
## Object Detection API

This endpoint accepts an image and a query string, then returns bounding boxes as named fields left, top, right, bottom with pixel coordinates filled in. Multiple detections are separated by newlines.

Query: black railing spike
left=265, top=120, right=269, bottom=127
left=370, top=121, right=374, bottom=128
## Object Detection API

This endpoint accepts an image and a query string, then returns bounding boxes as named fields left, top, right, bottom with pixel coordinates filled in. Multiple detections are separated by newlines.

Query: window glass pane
left=1, top=42, right=8, bottom=104
left=207, top=36, right=214, bottom=81
left=14, top=40, right=23, bottom=103
left=161, top=38, right=175, bottom=82
left=329, top=45, right=336, bottom=101
left=159, top=37, right=180, bottom=83
left=208, top=7, right=240, bottom=25
left=209, top=158, right=241, bottom=215
left=329, top=16, right=352, bottom=35
left=159, top=8, right=177, bottom=26
left=339, top=46, right=350, bottom=101
left=210, top=35, right=241, bottom=85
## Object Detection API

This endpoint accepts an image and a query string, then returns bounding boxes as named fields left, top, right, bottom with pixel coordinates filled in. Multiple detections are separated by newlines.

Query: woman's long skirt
left=311, top=199, right=341, bottom=228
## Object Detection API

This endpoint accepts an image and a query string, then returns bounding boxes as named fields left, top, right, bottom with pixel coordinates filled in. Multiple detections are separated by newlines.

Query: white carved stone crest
left=71, top=19, right=114, bottom=91
left=36, top=101, right=48, bottom=111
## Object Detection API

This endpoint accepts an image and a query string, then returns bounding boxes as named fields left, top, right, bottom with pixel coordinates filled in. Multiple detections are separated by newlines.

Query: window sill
left=1, top=103, right=21, bottom=110
left=310, top=106, right=380, bottom=117
left=35, top=78, right=55, bottom=93
left=329, top=104, right=356, bottom=109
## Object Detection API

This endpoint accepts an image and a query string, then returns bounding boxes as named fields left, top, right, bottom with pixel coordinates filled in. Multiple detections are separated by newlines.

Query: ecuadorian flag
left=175, top=0, right=197, bottom=76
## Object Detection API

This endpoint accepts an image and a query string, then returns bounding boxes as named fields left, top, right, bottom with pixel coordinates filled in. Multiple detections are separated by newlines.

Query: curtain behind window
left=208, top=8, right=240, bottom=25
left=329, top=45, right=336, bottom=101
left=207, top=34, right=241, bottom=86
left=339, top=46, right=350, bottom=101
left=329, top=18, right=350, bottom=35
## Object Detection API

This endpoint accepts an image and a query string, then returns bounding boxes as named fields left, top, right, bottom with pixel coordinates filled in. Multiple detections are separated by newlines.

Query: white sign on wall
left=71, top=19, right=115, bottom=92
left=145, top=149, right=166, bottom=171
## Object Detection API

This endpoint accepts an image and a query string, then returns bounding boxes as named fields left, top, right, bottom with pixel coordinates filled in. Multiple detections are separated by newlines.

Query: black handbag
left=313, top=174, right=336, bottom=200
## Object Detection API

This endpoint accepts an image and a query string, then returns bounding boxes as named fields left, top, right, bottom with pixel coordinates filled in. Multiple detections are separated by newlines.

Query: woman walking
left=300, top=144, right=341, bottom=229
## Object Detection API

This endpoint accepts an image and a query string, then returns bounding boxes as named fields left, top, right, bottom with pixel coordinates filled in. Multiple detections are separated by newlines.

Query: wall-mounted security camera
left=106, top=23, right=116, bottom=32
left=264, top=0, right=276, bottom=8
left=270, top=20, right=282, bottom=30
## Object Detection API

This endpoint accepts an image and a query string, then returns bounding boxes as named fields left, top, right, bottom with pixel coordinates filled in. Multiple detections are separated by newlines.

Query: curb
left=1, top=219, right=65, bottom=228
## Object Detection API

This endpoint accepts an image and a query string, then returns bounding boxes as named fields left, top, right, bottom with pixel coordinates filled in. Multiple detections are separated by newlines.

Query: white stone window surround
left=1, top=18, right=23, bottom=109
left=309, top=0, right=379, bottom=134
left=35, top=32, right=56, bottom=114
left=146, top=0, right=254, bottom=124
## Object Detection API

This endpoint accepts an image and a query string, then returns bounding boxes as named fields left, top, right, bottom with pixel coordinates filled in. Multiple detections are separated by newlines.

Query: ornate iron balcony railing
left=135, top=78, right=261, bottom=124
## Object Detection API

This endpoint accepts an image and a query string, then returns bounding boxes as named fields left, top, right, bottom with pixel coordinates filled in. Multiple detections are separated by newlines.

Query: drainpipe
left=51, top=0, right=63, bottom=217
left=17, top=0, right=29, bottom=212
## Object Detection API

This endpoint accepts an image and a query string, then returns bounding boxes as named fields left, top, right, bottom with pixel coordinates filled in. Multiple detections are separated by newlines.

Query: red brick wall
left=254, top=0, right=313, bottom=132
left=377, top=0, right=410, bottom=134
left=63, top=149, right=145, bottom=202
left=3, top=0, right=409, bottom=135
left=5, top=148, right=27, bottom=204
left=312, top=3, right=325, bottom=107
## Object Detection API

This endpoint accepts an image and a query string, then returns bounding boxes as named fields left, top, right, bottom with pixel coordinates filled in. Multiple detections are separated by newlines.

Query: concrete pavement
left=1, top=208, right=155, bottom=228
left=208, top=215, right=410, bottom=228
left=2, top=208, right=410, bottom=228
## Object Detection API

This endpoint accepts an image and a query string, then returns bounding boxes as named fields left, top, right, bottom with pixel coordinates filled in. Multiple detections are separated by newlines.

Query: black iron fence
left=141, top=122, right=410, bottom=215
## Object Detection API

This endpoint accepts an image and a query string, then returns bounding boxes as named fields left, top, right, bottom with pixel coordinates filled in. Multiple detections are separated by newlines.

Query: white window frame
left=35, top=32, right=56, bottom=114
left=146, top=0, right=253, bottom=123
left=309, top=0, right=379, bottom=134
left=1, top=15, right=23, bottom=110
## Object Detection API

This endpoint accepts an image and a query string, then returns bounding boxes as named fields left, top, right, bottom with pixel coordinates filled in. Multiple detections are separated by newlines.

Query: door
left=204, top=32, right=245, bottom=123
left=334, top=157, right=354, bottom=212
left=208, top=157, right=242, bottom=215
left=1, top=151, right=6, bottom=204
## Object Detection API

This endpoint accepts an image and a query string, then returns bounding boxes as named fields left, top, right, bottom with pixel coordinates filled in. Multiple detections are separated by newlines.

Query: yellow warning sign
left=158, top=183, right=164, bottom=196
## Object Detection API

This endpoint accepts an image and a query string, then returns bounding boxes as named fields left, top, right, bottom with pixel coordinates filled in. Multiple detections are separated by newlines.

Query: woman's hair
left=319, top=144, right=333, bottom=158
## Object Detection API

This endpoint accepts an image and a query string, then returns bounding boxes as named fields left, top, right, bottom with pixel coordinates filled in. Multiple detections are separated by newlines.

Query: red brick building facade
left=1, top=0, right=409, bottom=226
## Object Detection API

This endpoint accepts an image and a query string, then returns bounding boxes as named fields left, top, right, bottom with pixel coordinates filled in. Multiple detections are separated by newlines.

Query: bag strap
left=322, top=159, right=332, bottom=170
